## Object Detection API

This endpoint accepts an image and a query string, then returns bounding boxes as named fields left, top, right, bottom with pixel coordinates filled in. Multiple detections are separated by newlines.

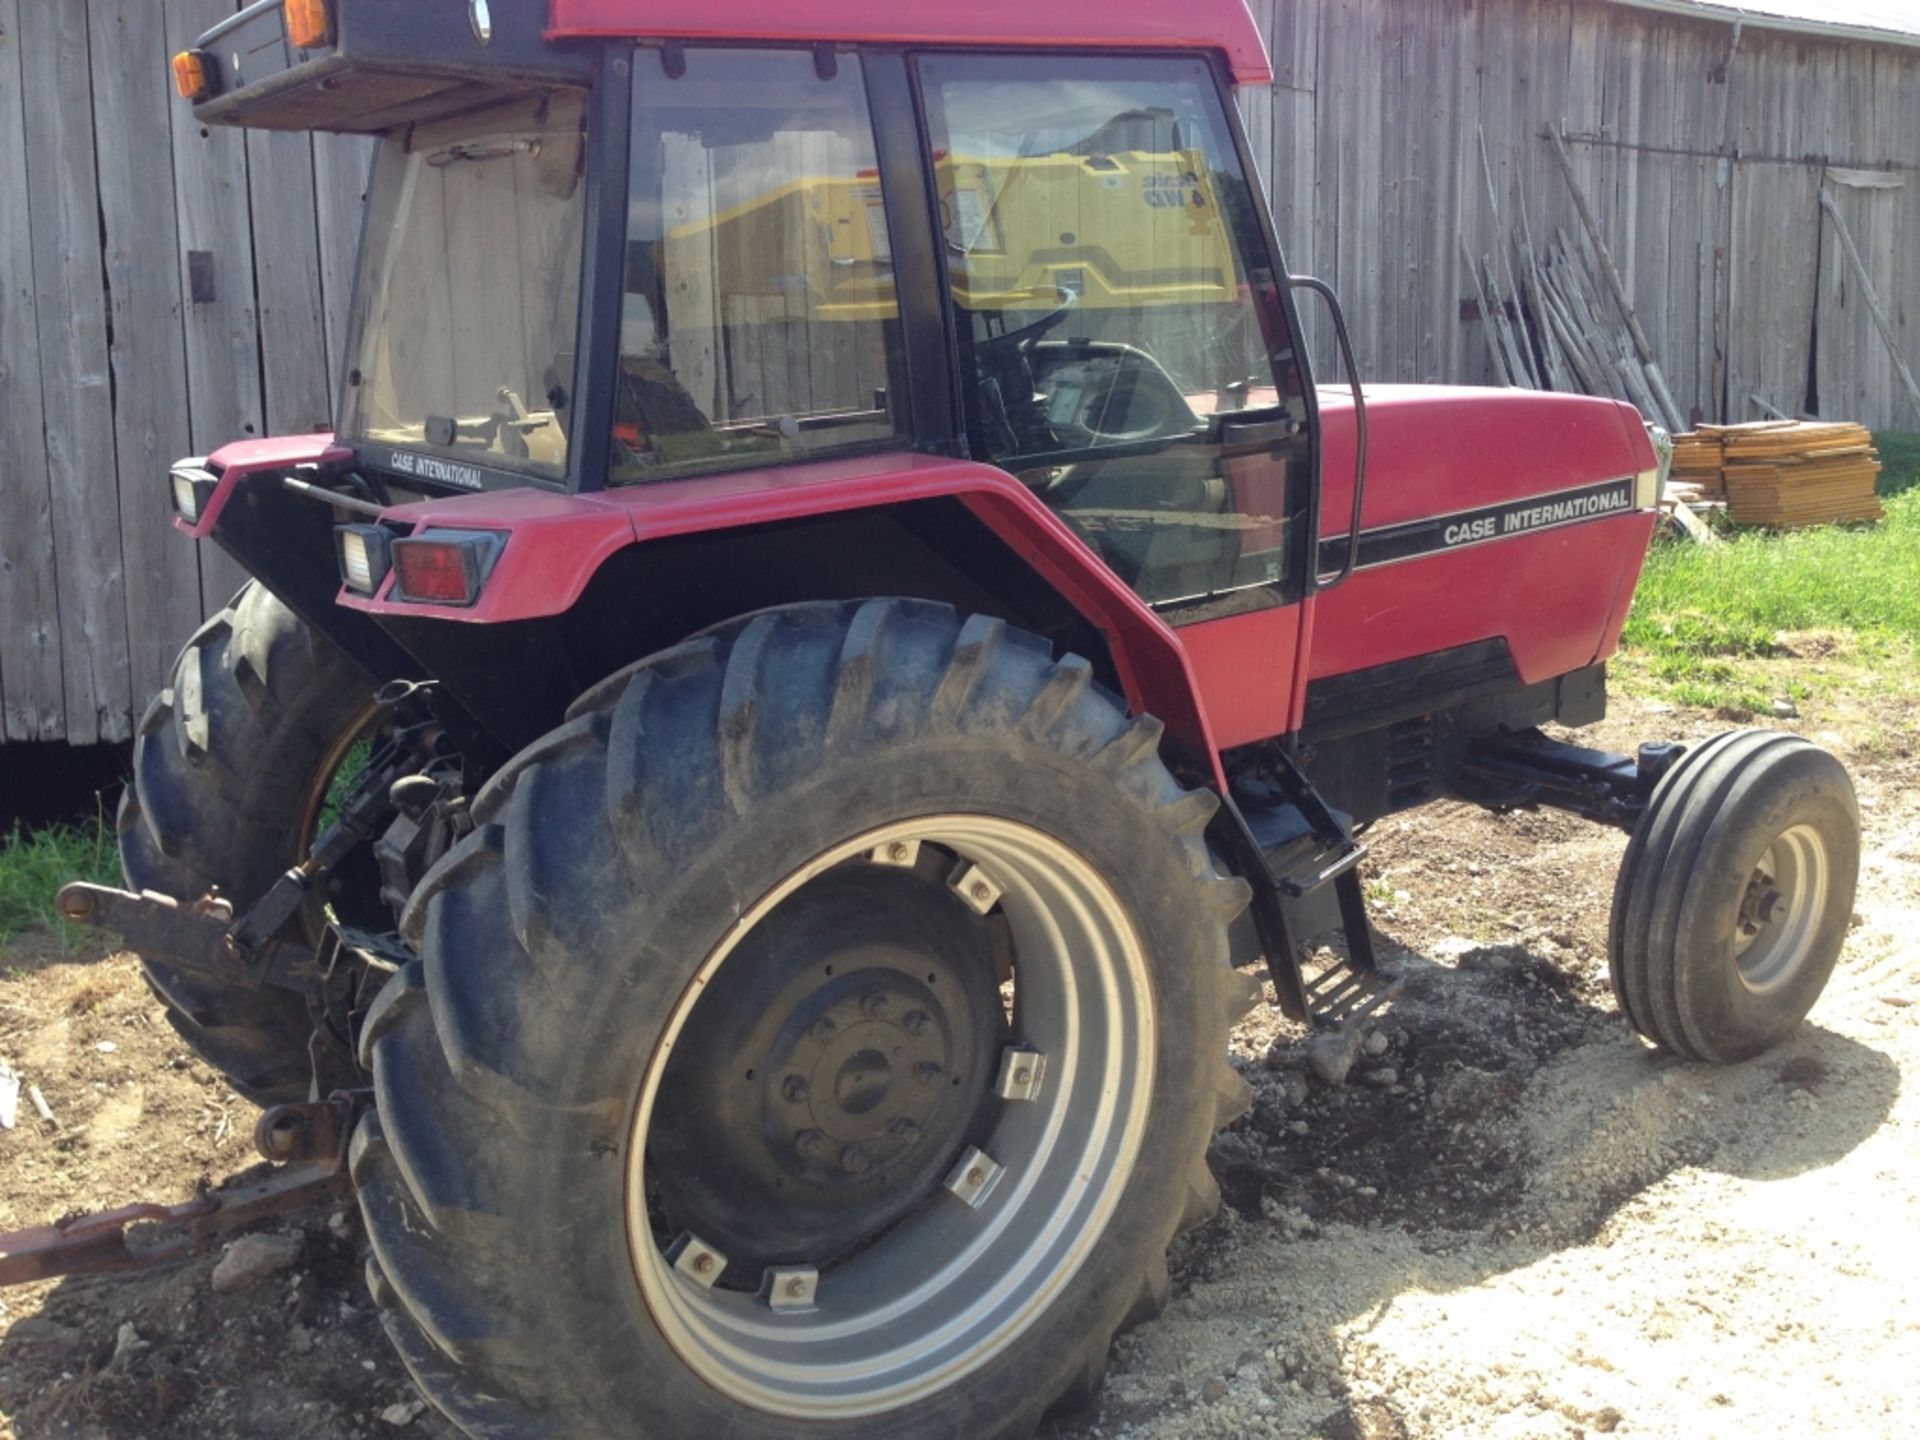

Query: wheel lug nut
left=795, top=1128, right=826, bottom=1158
left=888, top=1117, right=920, bottom=1143
left=916, top=1062, right=944, bottom=1087
left=841, top=1145, right=870, bottom=1175
left=811, top=1017, right=837, bottom=1043
left=783, top=1075, right=809, bottom=1103
left=862, top=991, right=890, bottom=1019
left=903, top=1010, right=931, bottom=1036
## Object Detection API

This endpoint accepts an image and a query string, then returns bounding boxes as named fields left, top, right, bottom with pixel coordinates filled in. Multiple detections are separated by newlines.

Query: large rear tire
left=120, top=581, right=379, bottom=1104
left=1609, top=729, right=1859, bottom=1063
left=354, top=600, right=1257, bottom=1438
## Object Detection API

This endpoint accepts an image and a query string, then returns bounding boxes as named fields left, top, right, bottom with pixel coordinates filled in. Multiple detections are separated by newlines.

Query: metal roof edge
left=1606, top=0, right=1920, bottom=51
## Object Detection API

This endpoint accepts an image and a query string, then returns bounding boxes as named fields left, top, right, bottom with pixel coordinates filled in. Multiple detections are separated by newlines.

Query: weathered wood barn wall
left=0, top=0, right=370, bottom=746
left=1241, top=0, right=1920, bottom=428
left=1, top=0, right=1916, bottom=745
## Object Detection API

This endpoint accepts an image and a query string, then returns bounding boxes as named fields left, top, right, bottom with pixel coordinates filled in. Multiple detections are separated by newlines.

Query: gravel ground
left=1096, top=698, right=1919, bottom=1440
left=0, top=693, right=1913, bottom=1439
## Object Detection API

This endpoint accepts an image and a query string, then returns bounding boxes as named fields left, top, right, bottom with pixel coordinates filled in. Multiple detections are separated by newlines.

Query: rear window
left=341, top=93, right=587, bottom=482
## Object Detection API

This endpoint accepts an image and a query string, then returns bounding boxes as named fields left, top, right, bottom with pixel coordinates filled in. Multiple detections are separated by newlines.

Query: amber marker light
left=284, top=0, right=334, bottom=50
left=171, top=50, right=213, bottom=102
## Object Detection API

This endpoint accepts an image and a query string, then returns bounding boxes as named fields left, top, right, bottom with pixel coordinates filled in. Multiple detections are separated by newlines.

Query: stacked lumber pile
left=1667, top=431, right=1727, bottom=503
left=1671, top=421, right=1884, bottom=528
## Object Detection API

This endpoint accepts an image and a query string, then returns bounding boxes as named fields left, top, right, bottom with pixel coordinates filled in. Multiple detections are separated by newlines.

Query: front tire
left=354, top=600, right=1257, bottom=1438
left=1609, top=729, right=1859, bottom=1063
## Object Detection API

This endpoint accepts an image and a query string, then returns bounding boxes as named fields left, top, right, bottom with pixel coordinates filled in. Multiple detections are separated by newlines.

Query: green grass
left=318, top=736, right=373, bottom=832
left=0, top=818, right=122, bottom=950
left=1618, top=431, right=1920, bottom=715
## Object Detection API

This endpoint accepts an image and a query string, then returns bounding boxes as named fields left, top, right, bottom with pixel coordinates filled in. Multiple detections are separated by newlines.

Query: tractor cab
left=173, top=0, right=1334, bottom=638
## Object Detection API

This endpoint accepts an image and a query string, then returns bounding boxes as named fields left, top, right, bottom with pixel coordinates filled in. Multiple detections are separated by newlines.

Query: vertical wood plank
left=1268, top=0, right=1319, bottom=326
left=19, top=0, right=131, bottom=744
left=0, top=0, right=66, bottom=739
left=1236, top=0, right=1274, bottom=194
left=1445, top=0, right=1488, bottom=385
left=88, top=0, right=204, bottom=711
left=246, top=126, right=333, bottom=434
left=313, top=130, right=375, bottom=405
left=662, top=134, right=721, bottom=420
left=1727, top=159, right=1821, bottom=420
left=1880, top=46, right=1920, bottom=427
left=167, top=0, right=265, bottom=612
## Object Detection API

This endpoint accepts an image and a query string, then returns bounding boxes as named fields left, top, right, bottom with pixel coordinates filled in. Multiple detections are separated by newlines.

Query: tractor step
left=1265, top=831, right=1367, bottom=897
left=1302, top=950, right=1403, bottom=1029
left=1240, top=795, right=1368, bottom=899
left=1222, top=750, right=1391, bottom=1026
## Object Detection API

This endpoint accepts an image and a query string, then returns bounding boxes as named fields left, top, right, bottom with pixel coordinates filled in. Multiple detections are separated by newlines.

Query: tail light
left=391, top=531, right=503, bottom=607
left=169, top=462, right=218, bottom=524
left=336, top=525, right=394, bottom=595
left=284, top=0, right=333, bottom=49
left=171, top=50, right=215, bottom=102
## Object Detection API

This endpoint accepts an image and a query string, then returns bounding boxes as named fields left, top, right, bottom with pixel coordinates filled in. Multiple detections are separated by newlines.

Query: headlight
left=336, top=524, right=394, bottom=595
left=169, top=462, right=218, bottom=524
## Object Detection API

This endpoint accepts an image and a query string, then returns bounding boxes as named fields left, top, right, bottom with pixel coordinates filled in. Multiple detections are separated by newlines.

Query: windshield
left=340, top=92, right=587, bottom=483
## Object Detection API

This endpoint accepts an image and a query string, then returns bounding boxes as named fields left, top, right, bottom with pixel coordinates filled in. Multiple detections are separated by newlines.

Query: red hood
left=1317, top=384, right=1656, bottom=534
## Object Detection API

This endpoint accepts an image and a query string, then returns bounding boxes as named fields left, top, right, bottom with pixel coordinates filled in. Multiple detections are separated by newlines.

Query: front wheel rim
left=625, top=815, right=1154, bottom=1419
left=1733, top=823, right=1830, bottom=995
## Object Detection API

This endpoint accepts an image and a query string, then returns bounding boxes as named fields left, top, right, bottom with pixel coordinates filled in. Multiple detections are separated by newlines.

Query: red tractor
left=52, top=1, right=1857, bottom=1434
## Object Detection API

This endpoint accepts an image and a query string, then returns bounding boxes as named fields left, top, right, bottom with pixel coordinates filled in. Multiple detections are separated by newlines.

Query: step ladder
left=1225, top=753, right=1401, bottom=1030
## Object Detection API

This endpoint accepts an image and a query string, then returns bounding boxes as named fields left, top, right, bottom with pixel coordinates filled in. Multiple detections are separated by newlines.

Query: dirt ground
left=0, top=689, right=1914, bottom=1439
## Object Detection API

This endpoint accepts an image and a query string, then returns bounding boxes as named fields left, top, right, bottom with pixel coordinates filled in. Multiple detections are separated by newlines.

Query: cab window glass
left=342, top=92, right=587, bottom=480
left=613, top=49, right=908, bottom=484
left=919, top=55, right=1305, bottom=607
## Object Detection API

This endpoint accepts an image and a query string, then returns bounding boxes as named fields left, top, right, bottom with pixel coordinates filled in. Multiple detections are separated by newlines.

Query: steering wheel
left=976, top=286, right=1078, bottom=354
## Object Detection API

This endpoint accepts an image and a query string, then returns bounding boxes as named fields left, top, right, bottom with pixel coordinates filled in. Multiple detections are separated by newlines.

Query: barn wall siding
left=0, top=0, right=1915, bottom=742
left=1237, top=0, right=1918, bottom=428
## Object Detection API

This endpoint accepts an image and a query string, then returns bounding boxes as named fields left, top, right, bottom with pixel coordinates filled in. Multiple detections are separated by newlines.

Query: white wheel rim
left=625, top=815, right=1154, bottom=1418
left=1733, top=823, right=1829, bottom=995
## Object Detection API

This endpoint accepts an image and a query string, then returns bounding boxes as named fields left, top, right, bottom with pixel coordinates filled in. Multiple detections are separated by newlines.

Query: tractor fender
left=177, top=434, right=356, bottom=540
left=338, top=451, right=1222, bottom=771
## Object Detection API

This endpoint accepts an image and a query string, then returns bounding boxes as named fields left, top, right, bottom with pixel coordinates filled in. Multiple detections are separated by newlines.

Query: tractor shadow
left=1059, top=930, right=1901, bottom=1436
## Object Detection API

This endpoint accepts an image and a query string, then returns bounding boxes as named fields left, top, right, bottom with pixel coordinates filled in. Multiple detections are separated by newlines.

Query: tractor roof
left=546, top=0, right=1276, bottom=85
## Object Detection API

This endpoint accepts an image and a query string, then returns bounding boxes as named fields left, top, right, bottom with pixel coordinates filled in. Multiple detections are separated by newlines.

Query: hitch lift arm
left=55, top=679, right=447, bottom=990
left=0, top=1093, right=366, bottom=1288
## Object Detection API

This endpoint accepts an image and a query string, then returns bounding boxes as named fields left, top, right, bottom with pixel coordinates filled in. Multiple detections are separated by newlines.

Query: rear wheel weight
left=1607, top=729, right=1859, bottom=1064
left=357, top=600, right=1257, bottom=1439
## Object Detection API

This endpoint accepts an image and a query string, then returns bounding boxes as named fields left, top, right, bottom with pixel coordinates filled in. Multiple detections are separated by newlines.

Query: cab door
left=912, top=51, right=1316, bottom=749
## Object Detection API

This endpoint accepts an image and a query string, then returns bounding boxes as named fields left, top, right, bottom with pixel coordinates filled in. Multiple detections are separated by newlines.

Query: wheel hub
left=767, top=969, right=963, bottom=1188
left=1732, top=825, right=1830, bottom=992
left=1737, top=869, right=1785, bottom=939
left=648, top=865, right=1002, bottom=1276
